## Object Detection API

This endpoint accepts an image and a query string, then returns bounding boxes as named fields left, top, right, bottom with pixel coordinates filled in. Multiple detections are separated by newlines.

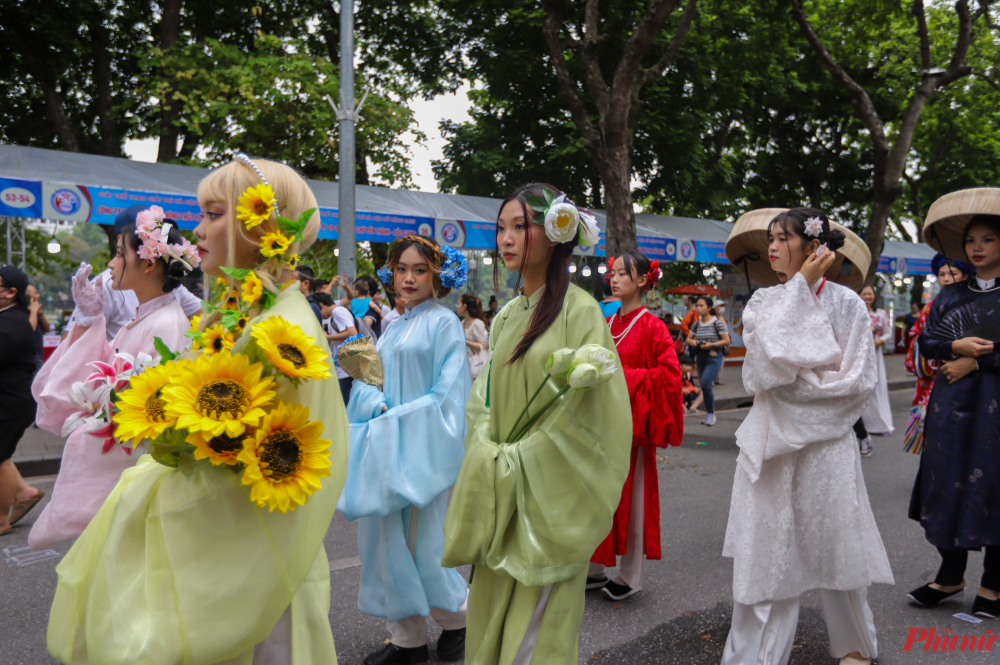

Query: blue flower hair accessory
left=377, top=265, right=393, bottom=286
left=439, top=246, right=468, bottom=290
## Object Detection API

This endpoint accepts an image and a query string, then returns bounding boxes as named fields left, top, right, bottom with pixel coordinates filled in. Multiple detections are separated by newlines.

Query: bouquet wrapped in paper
left=336, top=334, right=384, bottom=390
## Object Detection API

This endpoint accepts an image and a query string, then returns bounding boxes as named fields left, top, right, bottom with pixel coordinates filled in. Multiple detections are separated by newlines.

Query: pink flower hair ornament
left=135, top=205, right=201, bottom=271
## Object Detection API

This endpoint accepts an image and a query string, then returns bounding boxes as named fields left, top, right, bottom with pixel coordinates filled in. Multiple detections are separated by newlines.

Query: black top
left=0, top=305, right=38, bottom=418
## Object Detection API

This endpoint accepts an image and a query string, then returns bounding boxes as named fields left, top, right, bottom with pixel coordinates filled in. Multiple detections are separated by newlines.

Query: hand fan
left=933, top=300, right=1000, bottom=344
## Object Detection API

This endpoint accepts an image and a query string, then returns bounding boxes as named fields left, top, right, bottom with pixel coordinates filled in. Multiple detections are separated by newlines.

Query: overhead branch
left=541, top=0, right=605, bottom=157
left=789, top=0, right=889, bottom=155
left=637, top=0, right=699, bottom=88
left=612, top=0, right=682, bottom=93
left=10, top=32, right=80, bottom=152
left=914, top=0, right=932, bottom=70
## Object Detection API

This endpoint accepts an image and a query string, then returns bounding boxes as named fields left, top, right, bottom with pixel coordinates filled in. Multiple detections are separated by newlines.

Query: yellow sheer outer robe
left=47, top=286, right=350, bottom=665
left=442, top=284, right=632, bottom=665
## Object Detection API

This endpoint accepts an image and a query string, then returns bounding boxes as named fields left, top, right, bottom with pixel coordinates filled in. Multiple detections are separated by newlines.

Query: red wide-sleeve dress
left=592, top=307, right=684, bottom=565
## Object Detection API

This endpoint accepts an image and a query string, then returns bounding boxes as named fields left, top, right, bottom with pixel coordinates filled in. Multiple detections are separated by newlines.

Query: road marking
left=329, top=555, right=362, bottom=572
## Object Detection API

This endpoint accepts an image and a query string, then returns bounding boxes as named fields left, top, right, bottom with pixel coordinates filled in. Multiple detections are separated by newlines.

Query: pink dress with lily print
left=29, top=293, right=189, bottom=550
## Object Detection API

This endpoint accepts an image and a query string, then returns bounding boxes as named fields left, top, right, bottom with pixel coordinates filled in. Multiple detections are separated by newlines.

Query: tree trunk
left=910, top=279, right=924, bottom=308
left=865, top=195, right=894, bottom=285
left=101, top=223, right=117, bottom=260
left=598, top=151, right=637, bottom=256
left=87, top=7, right=118, bottom=156
left=156, top=0, right=183, bottom=162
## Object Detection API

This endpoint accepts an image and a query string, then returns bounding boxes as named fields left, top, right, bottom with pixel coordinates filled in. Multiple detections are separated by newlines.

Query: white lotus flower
left=544, top=194, right=580, bottom=243
left=578, top=211, right=600, bottom=248
left=567, top=363, right=599, bottom=390
left=545, top=348, right=576, bottom=376
left=573, top=344, right=617, bottom=382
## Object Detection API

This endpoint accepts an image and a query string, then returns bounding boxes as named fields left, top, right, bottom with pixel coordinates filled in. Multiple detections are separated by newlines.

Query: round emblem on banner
left=52, top=189, right=80, bottom=215
left=897, top=258, right=908, bottom=275
left=666, top=243, right=676, bottom=257
left=442, top=223, right=459, bottom=243
left=680, top=242, right=693, bottom=259
left=417, top=223, right=433, bottom=237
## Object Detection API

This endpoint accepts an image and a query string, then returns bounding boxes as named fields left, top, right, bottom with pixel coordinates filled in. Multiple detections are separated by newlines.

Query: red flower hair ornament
left=605, top=256, right=661, bottom=290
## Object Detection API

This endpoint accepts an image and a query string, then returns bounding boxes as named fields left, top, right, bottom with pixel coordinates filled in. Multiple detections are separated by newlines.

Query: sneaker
left=906, top=583, right=965, bottom=607
left=859, top=436, right=873, bottom=458
left=437, top=628, right=466, bottom=661
left=601, top=580, right=639, bottom=601
left=586, top=575, right=609, bottom=590
left=364, top=643, right=429, bottom=665
left=702, top=413, right=716, bottom=426
left=972, top=595, right=1000, bottom=618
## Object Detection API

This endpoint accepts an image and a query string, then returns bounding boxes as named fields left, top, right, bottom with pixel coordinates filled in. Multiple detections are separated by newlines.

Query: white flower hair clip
left=803, top=216, right=824, bottom=238
left=815, top=244, right=829, bottom=257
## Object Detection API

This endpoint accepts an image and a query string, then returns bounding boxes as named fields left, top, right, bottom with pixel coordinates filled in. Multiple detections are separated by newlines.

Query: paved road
left=2, top=389, right=995, bottom=664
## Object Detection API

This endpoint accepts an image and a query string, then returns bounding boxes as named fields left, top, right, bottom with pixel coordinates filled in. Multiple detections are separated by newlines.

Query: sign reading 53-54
left=0, top=177, right=42, bottom=218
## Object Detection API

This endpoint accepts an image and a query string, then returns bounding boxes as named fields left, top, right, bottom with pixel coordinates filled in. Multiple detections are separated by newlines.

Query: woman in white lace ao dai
left=721, top=209, right=893, bottom=665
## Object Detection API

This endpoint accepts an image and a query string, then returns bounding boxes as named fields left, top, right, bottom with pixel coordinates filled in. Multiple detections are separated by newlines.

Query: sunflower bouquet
left=110, top=156, right=336, bottom=513
left=113, top=315, right=334, bottom=513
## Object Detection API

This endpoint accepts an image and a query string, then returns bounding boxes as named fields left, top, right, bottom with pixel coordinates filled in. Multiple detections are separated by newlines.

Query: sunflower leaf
left=184, top=329, right=202, bottom=341
left=153, top=336, right=178, bottom=365
left=220, top=310, right=241, bottom=330
left=525, top=195, right=548, bottom=213
left=221, top=266, right=252, bottom=279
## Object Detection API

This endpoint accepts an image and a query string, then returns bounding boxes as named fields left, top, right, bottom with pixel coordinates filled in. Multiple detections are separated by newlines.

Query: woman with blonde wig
left=46, top=156, right=349, bottom=665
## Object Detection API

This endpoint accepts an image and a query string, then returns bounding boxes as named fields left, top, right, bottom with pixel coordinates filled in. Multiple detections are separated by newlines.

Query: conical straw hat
left=923, top=187, right=1000, bottom=261
left=725, top=208, right=871, bottom=291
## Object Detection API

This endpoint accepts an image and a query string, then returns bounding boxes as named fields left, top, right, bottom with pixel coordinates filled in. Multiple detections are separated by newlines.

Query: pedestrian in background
left=26, top=284, right=50, bottom=370
left=0, top=265, right=44, bottom=536
left=316, top=291, right=358, bottom=405
left=684, top=295, right=730, bottom=426
left=859, top=284, right=894, bottom=441
left=457, top=293, right=489, bottom=379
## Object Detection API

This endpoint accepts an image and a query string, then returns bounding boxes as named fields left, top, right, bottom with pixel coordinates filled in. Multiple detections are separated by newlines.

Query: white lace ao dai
left=723, top=274, right=894, bottom=605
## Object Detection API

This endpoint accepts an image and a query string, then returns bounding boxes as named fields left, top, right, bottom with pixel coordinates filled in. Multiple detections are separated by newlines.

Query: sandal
left=9, top=489, right=44, bottom=526
left=0, top=523, right=12, bottom=536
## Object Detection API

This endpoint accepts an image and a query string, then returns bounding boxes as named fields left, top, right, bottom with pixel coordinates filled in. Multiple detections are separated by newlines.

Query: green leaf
left=525, top=195, right=548, bottom=213
left=220, top=266, right=252, bottom=280
left=184, top=329, right=202, bottom=340
left=220, top=310, right=241, bottom=330
left=153, top=336, right=178, bottom=364
left=542, top=188, right=554, bottom=205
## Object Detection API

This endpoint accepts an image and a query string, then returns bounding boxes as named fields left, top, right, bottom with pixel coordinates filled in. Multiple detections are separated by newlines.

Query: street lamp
left=702, top=268, right=711, bottom=277
left=568, top=264, right=578, bottom=273
left=482, top=255, right=493, bottom=266
left=597, top=264, right=607, bottom=274
left=582, top=266, right=592, bottom=277
left=47, top=231, right=61, bottom=254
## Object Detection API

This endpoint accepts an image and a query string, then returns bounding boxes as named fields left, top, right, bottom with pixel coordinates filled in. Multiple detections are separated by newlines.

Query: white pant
left=252, top=608, right=291, bottom=665
left=721, top=588, right=877, bottom=665
left=387, top=506, right=468, bottom=648
left=588, top=453, right=645, bottom=590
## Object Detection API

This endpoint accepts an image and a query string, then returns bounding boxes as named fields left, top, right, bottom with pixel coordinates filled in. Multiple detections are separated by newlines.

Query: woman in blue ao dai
left=338, top=235, right=472, bottom=665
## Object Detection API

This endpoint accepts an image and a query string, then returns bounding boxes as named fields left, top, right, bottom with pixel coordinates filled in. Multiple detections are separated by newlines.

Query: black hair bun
left=162, top=259, right=187, bottom=293
left=825, top=229, right=846, bottom=252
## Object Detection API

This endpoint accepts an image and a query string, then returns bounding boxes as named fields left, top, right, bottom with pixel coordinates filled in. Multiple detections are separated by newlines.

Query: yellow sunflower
left=186, top=429, right=251, bottom=466
left=238, top=401, right=332, bottom=512
left=251, top=316, right=331, bottom=380
left=113, top=363, right=178, bottom=447
left=286, top=253, right=300, bottom=270
left=236, top=184, right=276, bottom=230
left=241, top=272, right=263, bottom=305
left=222, top=289, right=240, bottom=311
left=201, top=325, right=234, bottom=354
left=189, top=315, right=203, bottom=350
left=164, top=351, right=275, bottom=438
left=235, top=313, right=250, bottom=335
left=260, top=231, right=292, bottom=258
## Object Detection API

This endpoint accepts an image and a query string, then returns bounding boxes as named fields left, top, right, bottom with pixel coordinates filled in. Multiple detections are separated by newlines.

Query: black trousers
left=935, top=546, right=1000, bottom=591
left=853, top=418, right=868, bottom=440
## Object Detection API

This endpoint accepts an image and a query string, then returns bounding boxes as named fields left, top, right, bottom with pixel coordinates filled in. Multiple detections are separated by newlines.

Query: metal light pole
left=337, top=0, right=357, bottom=282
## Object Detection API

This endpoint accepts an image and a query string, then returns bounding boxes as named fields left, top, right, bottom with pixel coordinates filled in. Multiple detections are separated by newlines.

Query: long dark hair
left=496, top=183, right=577, bottom=364
left=767, top=208, right=846, bottom=252
left=119, top=222, right=187, bottom=293
left=460, top=293, right=486, bottom=323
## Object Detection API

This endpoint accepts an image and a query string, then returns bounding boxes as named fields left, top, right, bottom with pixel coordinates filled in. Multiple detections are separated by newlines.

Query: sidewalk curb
left=712, top=377, right=916, bottom=412
left=15, top=454, right=61, bottom=479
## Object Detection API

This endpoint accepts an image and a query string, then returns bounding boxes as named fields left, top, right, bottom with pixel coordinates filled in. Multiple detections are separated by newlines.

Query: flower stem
left=505, top=372, right=551, bottom=442
left=508, top=385, right=570, bottom=442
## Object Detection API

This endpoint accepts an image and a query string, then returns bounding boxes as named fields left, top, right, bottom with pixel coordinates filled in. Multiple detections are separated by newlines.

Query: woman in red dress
left=588, top=250, right=684, bottom=600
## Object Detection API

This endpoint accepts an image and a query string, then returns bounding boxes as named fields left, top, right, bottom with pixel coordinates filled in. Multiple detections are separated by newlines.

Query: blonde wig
left=197, top=157, right=320, bottom=327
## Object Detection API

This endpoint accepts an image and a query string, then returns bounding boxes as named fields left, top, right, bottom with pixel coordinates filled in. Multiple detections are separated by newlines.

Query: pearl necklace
left=611, top=308, right=647, bottom=346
